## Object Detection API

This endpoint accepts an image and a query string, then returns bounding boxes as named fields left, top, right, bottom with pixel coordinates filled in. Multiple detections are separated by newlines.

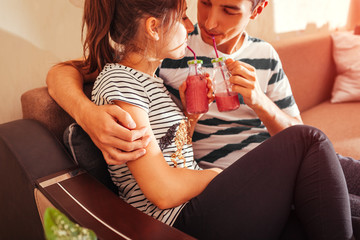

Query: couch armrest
left=0, top=119, right=77, bottom=239
left=37, top=171, right=195, bottom=240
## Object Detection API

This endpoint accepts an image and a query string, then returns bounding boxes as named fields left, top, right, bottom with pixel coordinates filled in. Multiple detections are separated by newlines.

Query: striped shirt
left=91, top=63, right=201, bottom=226
left=158, top=24, right=300, bottom=169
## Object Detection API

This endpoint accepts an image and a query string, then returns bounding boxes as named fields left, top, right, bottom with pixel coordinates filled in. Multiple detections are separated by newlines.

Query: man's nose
left=204, top=8, right=219, bottom=30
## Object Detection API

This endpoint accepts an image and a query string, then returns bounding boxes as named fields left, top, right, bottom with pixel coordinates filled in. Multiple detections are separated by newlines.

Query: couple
left=47, top=0, right=359, bottom=239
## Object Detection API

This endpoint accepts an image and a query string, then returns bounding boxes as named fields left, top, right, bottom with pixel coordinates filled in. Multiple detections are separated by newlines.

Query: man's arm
left=46, top=63, right=150, bottom=164
left=226, top=59, right=302, bottom=136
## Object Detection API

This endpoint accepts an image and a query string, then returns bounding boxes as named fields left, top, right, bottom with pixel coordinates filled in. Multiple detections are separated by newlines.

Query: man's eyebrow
left=220, top=4, right=241, bottom=10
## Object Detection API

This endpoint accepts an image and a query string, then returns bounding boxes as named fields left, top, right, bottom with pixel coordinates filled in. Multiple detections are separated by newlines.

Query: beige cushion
left=331, top=32, right=360, bottom=103
left=301, top=101, right=360, bottom=159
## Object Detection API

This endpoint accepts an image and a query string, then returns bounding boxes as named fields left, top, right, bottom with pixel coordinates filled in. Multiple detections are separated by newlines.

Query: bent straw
left=212, top=36, right=230, bottom=95
left=187, top=46, right=198, bottom=75
left=187, top=46, right=196, bottom=60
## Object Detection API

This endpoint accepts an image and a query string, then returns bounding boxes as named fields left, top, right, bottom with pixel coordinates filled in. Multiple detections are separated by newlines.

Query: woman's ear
left=250, top=0, right=268, bottom=19
left=145, top=17, right=160, bottom=41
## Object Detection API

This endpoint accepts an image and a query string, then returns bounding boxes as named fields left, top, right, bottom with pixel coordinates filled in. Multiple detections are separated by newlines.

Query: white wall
left=0, top=0, right=83, bottom=123
left=0, top=0, right=356, bottom=124
left=187, top=0, right=352, bottom=43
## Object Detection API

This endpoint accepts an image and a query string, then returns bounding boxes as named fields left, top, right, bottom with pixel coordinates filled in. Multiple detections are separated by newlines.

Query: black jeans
left=173, top=125, right=354, bottom=240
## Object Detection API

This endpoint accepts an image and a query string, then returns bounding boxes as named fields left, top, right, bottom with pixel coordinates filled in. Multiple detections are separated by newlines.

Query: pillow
left=63, top=123, right=118, bottom=194
left=331, top=31, right=360, bottom=103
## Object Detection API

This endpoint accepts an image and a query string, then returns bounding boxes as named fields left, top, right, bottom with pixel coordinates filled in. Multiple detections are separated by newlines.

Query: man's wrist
left=73, top=99, right=96, bottom=128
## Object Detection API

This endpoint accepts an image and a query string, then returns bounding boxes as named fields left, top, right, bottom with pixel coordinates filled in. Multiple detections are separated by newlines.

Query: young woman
left=71, top=0, right=355, bottom=239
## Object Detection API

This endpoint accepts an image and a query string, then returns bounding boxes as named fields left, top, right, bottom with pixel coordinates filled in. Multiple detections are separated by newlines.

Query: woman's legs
left=173, top=125, right=353, bottom=240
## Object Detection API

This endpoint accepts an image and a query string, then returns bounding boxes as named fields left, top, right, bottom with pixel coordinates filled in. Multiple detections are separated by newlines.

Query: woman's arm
left=46, top=63, right=150, bottom=164
left=114, top=100, right=220, bottom=210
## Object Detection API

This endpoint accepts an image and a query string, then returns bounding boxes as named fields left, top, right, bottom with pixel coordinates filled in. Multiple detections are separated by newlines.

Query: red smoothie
left=186, top=75, right=208, bottom=114
left=215, top=92, right=240, bottom=112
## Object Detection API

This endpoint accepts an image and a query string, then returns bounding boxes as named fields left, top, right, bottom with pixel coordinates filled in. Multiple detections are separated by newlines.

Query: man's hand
left=225, top=58, right=302, bottom=135
left=225, top=58, right=267, bottom=110
left=77, top=103, right=151, bottom=165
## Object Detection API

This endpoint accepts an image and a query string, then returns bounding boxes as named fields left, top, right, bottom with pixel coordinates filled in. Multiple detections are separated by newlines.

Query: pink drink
left=186, top=75, right=208, bottom=114
left=215, top=92, right=240, bottom=112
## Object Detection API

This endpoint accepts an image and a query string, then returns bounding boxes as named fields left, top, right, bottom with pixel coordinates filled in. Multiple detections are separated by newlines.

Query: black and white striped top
left=158, top=24, right=300, bottom=169
left=91, top=63, right=201, bottom=226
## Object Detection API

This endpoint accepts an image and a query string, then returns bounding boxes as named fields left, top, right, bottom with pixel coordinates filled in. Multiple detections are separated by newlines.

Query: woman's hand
left=179, top=73, right=214, bottom=121
left=77, top=103, right=151, bottom=165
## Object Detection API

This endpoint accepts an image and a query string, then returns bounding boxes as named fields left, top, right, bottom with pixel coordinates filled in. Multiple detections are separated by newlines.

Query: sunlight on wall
left=0, top=0, right=83, bottom=124
left=273, top=0, right=351, bottom=33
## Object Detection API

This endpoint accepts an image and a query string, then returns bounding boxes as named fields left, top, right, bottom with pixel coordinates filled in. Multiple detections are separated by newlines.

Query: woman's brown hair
left=72, top=0, right=185, bottom=75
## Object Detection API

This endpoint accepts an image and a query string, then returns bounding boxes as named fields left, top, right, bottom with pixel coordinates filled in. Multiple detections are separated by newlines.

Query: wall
left=0, top=0, right=358, bottom=124
left=0, top=0, right=83, bottom=124
left=188, top=0, right=354, bottom=43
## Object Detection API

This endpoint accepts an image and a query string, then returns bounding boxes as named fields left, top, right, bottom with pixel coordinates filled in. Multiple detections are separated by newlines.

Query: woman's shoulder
left=98, top=63, right=137, bottom=80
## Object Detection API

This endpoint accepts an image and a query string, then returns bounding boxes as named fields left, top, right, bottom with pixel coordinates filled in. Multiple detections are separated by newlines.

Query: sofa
left=273, top=33, right=360, bottom=160
left=1, top=32, right=359, bottom=239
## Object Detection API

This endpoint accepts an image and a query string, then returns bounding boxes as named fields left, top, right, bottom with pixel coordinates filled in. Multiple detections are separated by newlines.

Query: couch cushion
left=301, top=101, right=360, bottom=159
left=274, top=33, right=336, bottom=112
left=63, top=123, right=117, bottom=194
left=331, top=31, right=360, bottom=103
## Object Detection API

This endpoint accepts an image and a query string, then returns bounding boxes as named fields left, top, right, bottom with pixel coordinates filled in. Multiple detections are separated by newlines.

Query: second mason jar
left=211, top=57, right=240, bottom=112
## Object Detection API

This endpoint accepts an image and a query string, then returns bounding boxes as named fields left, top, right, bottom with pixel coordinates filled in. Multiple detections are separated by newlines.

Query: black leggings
left=173, top=125, right=354, bottom=240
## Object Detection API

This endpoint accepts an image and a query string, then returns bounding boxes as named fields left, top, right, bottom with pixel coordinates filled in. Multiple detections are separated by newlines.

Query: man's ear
left=145, top=17, right=160, bottom=41
left=250, top=0, right=268, bottom=19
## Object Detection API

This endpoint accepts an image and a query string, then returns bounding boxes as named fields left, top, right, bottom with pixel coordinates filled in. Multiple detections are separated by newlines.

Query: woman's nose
left=185, top=18, right=195, bottom=33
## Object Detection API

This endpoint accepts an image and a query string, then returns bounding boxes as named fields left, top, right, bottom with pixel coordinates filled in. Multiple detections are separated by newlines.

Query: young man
left=157, top=0, right=302, bottom=169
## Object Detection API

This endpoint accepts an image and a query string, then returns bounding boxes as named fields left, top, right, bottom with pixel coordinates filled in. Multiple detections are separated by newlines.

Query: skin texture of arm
left=46, top=64, right=150, bottom=164
left=114, top=100, right=221, bottom=210
left=226, top=59, right=303, bottom=136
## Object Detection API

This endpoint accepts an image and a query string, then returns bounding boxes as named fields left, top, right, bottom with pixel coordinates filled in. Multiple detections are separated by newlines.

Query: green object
left=187, top=59, right=203, bottom=65
left=211, top=57, right=227, bottom=63
left=43, top=207, right=97, bottom=240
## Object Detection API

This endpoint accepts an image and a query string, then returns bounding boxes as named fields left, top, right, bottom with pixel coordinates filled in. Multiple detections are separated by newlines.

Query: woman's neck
left=120, top=52, right=161, bottom=77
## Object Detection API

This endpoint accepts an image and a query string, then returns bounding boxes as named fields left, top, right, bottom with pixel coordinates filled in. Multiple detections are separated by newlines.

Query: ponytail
left=65, top=0, right=185, bottom=76
left=82, top=0, right=116, bottom=74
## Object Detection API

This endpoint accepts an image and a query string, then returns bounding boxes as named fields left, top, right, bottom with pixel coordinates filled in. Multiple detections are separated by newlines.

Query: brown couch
left=1, top=32, right=359, bottom=239
left=274, top=33, right=360, bottom=160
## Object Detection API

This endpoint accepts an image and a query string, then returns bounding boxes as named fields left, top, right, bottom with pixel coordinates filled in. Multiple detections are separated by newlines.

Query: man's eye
left=224, top=9, right=239, bottom=15
left=201, top=1, right=211, bottom=6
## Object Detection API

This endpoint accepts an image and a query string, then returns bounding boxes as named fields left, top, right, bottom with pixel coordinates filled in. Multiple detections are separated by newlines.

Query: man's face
left=197, top=0, right=255, bottom=53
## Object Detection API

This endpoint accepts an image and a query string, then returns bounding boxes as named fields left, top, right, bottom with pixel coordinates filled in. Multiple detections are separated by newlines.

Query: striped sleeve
left=265, top=47, right=300, bottom=117
left=92, top=68, right=150, bottom=113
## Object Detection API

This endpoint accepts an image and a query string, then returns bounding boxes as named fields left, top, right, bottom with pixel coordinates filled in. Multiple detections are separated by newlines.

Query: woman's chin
left=167, top=51, right=186, bottom=60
